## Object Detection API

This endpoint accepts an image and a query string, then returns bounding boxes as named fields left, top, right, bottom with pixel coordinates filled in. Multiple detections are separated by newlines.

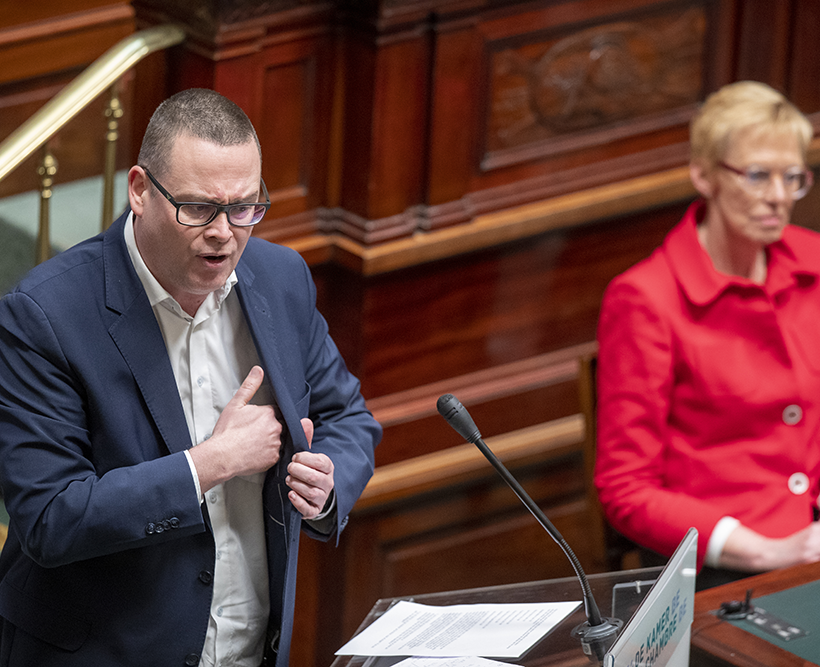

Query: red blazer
left=595, top=200, right=820, bottom=569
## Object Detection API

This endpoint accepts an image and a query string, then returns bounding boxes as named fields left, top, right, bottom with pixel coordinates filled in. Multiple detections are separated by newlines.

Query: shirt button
left=208, top=492, right=218, bottom=503
left=217, top=607, right=224, bottom=617
left=783, top=404, right=803, bottom=425
left=789, top=472, right=810, bottom=495
left=196, top=376, right=205, bottom=387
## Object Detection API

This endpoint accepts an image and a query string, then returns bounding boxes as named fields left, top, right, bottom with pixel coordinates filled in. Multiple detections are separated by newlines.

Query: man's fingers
left=288, top=490, right=319, bottom=519
left=230, top=366, right=264, bottom=407
left=287, top=452, right=334, bottom=519
left=290, top=452, right=333, bottom=475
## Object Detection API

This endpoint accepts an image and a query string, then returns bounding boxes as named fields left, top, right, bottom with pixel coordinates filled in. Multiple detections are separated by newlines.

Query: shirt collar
left=665, top=199, right=816, bottom=306
left=124, top=212, right=238, bottom=316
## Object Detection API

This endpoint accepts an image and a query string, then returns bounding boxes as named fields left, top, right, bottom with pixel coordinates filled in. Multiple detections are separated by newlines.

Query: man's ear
left=128, top=166, right=147, bottom=217
left=689, top=160, right=714, bottom=199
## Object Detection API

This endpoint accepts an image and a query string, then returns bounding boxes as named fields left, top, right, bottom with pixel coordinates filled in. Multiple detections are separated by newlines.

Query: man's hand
left=286, top=418, right=335, bottom=519
left=189, top=366, right=283, bottom=493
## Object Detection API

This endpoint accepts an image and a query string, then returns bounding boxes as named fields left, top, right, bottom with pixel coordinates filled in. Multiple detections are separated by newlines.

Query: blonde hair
left=690, top=81, right=813, bottom=167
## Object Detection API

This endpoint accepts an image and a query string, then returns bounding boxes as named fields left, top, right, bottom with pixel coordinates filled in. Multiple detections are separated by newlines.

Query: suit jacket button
left=199, top=570, right=213, bottom=585
left=170, top=517, right=180, bottom=529
left=145, top=523, right=155, bottom=535
left=185, top=654, right=200, bottom=666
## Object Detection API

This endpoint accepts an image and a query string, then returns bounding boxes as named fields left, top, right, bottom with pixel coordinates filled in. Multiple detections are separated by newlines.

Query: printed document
left=336, top=600, right=581, bottom=658
left=394, top=656, right=520, bottom=667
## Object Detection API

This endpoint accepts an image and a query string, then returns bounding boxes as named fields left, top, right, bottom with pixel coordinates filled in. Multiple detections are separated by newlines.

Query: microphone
left=436, top=393, right=622, bottom=664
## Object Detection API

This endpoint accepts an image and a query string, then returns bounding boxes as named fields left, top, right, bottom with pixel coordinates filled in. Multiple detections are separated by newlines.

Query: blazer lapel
left=234, top=268, right=309, bottom=455
left=102, top=214, right=191, bottom=456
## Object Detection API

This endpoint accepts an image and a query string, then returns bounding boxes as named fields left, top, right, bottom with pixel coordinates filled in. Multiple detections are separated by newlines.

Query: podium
left=334, top=527, right=697, bottom=667
left=692, top=560, right=820, bottom=667
left=331, top=566, right=664, bottom=667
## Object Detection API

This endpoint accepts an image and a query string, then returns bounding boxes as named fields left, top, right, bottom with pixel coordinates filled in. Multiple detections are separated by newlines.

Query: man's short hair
left=138, top=88, right=261, bottom=176
left=690, top=80, right=813, bottom=168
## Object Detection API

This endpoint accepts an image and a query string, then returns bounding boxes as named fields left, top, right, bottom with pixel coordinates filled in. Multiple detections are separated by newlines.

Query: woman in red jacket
left=595, top=80, right=820, bottom=589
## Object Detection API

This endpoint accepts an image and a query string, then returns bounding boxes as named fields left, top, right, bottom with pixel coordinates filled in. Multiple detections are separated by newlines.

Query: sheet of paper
left=336, top=600, right=581, bottom=658
left=394, top=656, right=520, bottom=667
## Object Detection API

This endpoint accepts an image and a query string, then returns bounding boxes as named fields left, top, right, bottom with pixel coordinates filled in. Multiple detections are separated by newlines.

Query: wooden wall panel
left=426, top=25, right=482, bottom=216
left=445, top=1, right=717, bottom=217
left=260, top=60, right=313, bottom=194
left=734, top=0, right=793, bottom=88
left=480, top=5, right=705, bottom=161
left=313, top=201, right=685, bottom=403
left=333, top=29, right=435, bottom=241
left=310, top=0, right=740, bottom=240
left=0, top=2, right=133, bottom=85
left=781, top=0, right=820, bottom=112
left=362, top=36, right=432, bottom=221
left=129, top=0, right=750, bottom=251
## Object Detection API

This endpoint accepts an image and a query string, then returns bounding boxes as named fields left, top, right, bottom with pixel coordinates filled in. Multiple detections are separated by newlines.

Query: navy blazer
left=0, top=212, right=380, bottom=666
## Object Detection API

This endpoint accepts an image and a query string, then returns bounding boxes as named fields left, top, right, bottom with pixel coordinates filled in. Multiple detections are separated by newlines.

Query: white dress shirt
left=125, top=214, right=270, bottom=667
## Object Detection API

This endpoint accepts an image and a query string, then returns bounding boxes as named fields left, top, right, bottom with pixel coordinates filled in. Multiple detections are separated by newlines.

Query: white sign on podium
left=604, top=528, right=698, bottom=667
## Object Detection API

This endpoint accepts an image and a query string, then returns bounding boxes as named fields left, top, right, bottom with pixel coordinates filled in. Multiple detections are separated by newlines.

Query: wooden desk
left=691, top=561, right=820, bottom=667
left=332, top=567, right=663, bottom=667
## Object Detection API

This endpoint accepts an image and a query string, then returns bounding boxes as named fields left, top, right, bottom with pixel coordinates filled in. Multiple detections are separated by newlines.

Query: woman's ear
left=689, top=160, right=715, bottom=199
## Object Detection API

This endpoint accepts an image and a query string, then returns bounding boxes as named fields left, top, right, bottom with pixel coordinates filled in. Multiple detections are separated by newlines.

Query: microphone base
left=571, top=617, right=624, bottom=665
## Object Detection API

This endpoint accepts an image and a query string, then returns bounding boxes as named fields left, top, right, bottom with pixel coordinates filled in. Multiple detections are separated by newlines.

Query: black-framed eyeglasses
left=142, top=166, right=271, bottom=227
left=718, top=161, right=814, bottom=201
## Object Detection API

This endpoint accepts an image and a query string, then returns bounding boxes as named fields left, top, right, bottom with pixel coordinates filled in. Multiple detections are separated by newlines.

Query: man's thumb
left=231, top=366, right=264, bottom=407
left=301, top=418, right=314, bottom=449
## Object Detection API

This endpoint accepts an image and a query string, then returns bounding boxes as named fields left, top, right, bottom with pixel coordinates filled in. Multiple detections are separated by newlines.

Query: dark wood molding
left=278, top=162, right=697, bottom=273
left=367, top=341, right=596, bottom=428
left=0, top=4, right=134, bottom=48
left=355, top=414, right=585, bottom=510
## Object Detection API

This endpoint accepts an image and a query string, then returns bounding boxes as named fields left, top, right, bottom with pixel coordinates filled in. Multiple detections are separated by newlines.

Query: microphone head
left=436, top=394, right=482, bottom=443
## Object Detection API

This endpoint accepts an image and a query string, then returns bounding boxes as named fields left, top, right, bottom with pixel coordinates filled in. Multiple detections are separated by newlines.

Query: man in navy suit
left=0, top=88, right=381, bottom=666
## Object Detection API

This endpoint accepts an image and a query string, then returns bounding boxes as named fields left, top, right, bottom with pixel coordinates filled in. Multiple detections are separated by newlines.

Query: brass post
left=36, top=148, right=58, bottom=265
left=102, top=81, right=123, bottom=230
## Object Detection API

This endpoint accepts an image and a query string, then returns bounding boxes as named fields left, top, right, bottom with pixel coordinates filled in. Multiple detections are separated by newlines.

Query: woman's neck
left=697, top=223, right=767, bottom=284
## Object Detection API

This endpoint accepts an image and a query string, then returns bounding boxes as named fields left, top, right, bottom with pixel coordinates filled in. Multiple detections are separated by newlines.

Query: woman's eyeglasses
left=718, top=162, right=814, bottom=201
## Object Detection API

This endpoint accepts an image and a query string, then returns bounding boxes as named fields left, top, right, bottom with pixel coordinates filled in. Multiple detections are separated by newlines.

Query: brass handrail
left=0, top=24, right=185, bottom=264
left=0, top=24, right=186, bottom=183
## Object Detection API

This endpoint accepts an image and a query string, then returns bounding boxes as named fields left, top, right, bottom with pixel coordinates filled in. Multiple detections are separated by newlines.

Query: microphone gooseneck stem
left=471, top=435, right=604, bottom=627
left=437, top=393, right=622, bottom=664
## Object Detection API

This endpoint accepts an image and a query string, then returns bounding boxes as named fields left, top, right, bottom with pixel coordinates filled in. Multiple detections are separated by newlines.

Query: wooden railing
left=358, top=341, right=599, bottom=509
